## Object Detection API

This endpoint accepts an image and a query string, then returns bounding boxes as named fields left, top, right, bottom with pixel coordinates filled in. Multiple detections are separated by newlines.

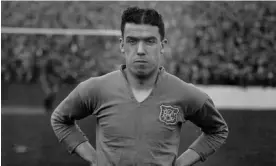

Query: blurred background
left=1, top=1, right=276, bottom=166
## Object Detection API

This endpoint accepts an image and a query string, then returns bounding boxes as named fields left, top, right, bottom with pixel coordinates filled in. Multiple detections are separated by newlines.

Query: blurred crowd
left=1, top=1, right=276, bottom=87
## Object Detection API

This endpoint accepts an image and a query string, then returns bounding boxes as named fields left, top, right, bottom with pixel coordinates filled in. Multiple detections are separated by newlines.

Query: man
left=51, top=7, right=229, bottom=166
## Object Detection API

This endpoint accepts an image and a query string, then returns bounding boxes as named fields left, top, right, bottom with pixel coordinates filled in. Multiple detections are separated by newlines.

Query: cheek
left=124, top=47, right=135, bottom=63
left=149, top=48, right=161, bottom=62
left=124, top=45, right=135, bottom=55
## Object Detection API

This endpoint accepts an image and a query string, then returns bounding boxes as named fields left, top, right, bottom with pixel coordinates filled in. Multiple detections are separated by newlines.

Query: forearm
left=75, top=141, right=97, bottom=164
left=175, top=149, right=201, bottom=166
left=175, top=131, right=227, bottom=166
left=51, top=111, right=89, bottom=152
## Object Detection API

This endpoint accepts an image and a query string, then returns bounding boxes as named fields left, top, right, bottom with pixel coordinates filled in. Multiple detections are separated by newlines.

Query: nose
left=137, top=41, right=146, bottom=56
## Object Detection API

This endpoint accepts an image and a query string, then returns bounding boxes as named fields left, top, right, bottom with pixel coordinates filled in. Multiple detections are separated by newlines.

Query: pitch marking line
left=1, top=106, right=46, bottom=115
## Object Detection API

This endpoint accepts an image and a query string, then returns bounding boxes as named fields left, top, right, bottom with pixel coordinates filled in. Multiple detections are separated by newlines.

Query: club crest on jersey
left=159, top=105, right=179, bottom=125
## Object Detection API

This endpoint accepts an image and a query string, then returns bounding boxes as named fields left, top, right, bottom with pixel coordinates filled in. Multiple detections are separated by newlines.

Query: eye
left=127, top=39, right=137, bottom=45
left=146, top=39, right=156, bottom=45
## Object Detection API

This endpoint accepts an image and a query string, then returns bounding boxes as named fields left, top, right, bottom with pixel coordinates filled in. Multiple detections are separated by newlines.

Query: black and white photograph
left=1, top=1, right=276, bottom=166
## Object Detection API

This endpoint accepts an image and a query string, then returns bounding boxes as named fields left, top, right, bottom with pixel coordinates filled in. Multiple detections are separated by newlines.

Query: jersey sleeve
left=51, top=78, right=100, bottom=154
left=184, top=92, right=229, bottom=162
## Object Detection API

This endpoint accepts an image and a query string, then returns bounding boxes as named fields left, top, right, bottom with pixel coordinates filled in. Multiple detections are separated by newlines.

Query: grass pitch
left=2, top=107, right=276, bottom=166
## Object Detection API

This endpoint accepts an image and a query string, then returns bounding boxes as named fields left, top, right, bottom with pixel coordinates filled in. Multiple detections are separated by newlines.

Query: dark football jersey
left=51, top=65, right=228, bottom=166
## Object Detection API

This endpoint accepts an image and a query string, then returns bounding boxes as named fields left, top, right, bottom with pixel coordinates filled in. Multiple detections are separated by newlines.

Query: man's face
left=120, top=23, right=165, bottom=77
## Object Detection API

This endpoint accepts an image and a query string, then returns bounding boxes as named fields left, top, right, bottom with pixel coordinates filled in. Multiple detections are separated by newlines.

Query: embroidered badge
left=159, top=105, right=179, bottom=125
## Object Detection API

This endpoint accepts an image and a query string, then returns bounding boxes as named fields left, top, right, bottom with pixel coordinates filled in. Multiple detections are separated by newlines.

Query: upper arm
left=53, top=79, right=100, bottom=122
left=186, top=97, right=228, bottom=134
left=181, top=84, right=228, bottom=134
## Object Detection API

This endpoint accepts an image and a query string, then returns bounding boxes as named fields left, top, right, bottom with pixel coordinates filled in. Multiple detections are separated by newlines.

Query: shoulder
left=77, top=70, right=122, bottom=94
left=163, top=72, right=209, bottom=108
left=81, top=70, right=121, bottom=85
left=164, top=72, right=203, bottom=94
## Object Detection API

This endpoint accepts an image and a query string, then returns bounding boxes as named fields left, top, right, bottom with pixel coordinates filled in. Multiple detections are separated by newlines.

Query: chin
left=133, top=67, right=155, bottom=79
left=136, top=70, right=148, bottom=77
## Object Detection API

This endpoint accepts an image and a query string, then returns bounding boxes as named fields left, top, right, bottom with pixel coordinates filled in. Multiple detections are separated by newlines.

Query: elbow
left=50, top=110, right=56, bottom=129
left=210, top=122, right=229, bottom=148
left=50, top=108, right=64, bottom=135
left=50, top=109, right=59, bottom=133
left=214, top=122, right=229, bottom=148
left=215, top=121, right=229, bottom=144
left=222, top=121, right=229, bottom=142
left=50, top=108, right=68, bottom=142
left=215, top=116, right=230, bottom=143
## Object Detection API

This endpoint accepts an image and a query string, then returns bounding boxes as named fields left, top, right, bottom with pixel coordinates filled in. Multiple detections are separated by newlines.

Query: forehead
left=124, top=23, right=160, bottom=39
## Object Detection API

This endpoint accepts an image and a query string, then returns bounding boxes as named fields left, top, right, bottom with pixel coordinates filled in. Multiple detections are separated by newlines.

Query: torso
left=80, top=65, right=207, bottom=165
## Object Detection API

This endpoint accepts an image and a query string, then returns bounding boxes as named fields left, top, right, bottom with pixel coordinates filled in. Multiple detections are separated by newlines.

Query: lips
left=134, top=60, right=148, bottom=63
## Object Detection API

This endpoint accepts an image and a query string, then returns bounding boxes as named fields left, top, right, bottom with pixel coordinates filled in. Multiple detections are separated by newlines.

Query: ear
left=119, top=38, right=124, bottom=53
left=160, top=39, right=168, bottom=55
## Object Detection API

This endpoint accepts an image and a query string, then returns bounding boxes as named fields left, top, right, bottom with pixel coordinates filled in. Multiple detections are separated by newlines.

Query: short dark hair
left=121, top=6, right=165, bottom=40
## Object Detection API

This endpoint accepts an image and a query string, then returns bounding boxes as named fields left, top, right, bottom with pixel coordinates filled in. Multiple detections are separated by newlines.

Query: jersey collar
left=119, top=64, right=165, bottom=103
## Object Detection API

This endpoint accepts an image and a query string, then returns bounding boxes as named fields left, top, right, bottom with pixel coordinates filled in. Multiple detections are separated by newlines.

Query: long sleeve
left=51, top=79, right=99, bottom=154
left=186, top=97, right=229, bottom=161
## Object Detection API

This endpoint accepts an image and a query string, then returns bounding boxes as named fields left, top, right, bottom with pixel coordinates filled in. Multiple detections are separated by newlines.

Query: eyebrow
left=126, top=36, right=157, bottom=40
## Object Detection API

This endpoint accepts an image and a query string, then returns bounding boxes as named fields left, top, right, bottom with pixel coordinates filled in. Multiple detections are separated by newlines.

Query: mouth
left=134, top=60, right=148, bottom=63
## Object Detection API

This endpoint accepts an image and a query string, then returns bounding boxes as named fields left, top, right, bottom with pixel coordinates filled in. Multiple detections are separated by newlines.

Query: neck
left=125, top=67, right=159, bottom=90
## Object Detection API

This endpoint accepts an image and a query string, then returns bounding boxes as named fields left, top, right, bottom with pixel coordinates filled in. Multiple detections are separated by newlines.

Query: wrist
left=175, top=149, right=200, bottom=166
left=175, top=158, right=190, bottom=166
left=90, top=163, right=97, bottom=166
